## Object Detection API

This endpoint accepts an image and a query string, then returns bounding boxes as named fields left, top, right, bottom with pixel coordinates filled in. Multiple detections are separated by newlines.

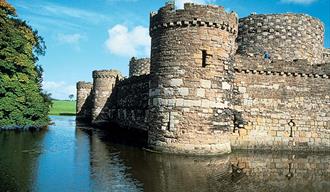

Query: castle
left=76, top=2, right=330, bottom=155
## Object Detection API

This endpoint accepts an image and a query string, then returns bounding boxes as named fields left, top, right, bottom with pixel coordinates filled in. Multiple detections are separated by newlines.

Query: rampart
left=76, top=2, right=330, bottom=155
left=129, top=57, right=150, bottom=77
left=237, top=14, right=324, bottom=64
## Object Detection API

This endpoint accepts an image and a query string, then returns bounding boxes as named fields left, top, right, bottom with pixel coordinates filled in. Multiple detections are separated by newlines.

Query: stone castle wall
left=91, top=70, right=122, bottom=124
left=107, top=75, right=150, bottom=130
left=76, top=2, right=329, bottom=155
left=237, top=14, right=324, bottom=64
left=129, top=57, right=150, bottom=77
left=76, top=81, right=93, bottom=120
left=231, top=55, right=330, bottom=151
left=148, top=3, right=238, bottom=155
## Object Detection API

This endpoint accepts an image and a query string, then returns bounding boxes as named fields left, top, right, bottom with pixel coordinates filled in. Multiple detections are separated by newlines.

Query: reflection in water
left=0, top=129, right=46, bottom=191
left=0, top=116, right=329, bottom=192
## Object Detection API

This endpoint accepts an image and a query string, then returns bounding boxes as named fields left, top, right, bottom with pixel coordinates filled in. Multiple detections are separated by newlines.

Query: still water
left=0, top=116, right=329, bottom=192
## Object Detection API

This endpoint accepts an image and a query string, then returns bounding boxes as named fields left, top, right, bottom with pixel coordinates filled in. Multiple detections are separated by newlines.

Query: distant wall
left=108, top=75, right=150, bottom=130
left=231, top=56, right=330, bottom=151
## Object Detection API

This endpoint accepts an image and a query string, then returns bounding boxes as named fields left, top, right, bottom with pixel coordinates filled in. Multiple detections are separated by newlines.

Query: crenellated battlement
left=234, top=55, right=330, bottom=78
left=150, top=3, right=238, bottom=36
left=92, top=70, right=122, bottom=79
left=76, top=81, right=93, bottom=89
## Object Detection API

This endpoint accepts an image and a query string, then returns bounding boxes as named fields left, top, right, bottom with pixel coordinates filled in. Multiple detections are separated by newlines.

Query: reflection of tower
left=73, top=128, right=91, bottom=188
left=148, top=2, right=238, bottom=155
left=91, top=70, right=122, bottom=124
left=89, top=132, right=141, bottom=191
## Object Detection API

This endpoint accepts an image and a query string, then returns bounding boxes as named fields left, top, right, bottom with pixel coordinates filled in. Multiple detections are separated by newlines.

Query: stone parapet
left=92, top=70, right=122, bottom=79
left=150, top=3, right=238, bottom=36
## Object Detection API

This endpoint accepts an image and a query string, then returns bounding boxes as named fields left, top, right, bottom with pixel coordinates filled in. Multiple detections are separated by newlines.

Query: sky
left=8, top=0, right=330, bottom=100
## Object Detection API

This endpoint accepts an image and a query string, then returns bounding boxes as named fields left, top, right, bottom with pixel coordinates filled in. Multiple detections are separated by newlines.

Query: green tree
left=0, top=0, right=51, bottom=128
left=69, top=94, right=74, bottom=101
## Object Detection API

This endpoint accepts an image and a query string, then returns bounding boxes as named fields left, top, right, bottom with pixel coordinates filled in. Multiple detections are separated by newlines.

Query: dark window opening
left=202, top=50, right=207, bottom=68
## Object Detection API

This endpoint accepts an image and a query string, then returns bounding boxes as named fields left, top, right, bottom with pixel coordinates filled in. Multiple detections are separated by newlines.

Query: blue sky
left=8, top=0, right=330, bottom=99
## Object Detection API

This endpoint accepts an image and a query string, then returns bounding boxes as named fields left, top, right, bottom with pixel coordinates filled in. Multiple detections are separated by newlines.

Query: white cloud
left=175, top=0, right=216, bottom=9
left=280, top=0, right=317, bottom=4
left=105, top=24, right=150, bottom=57
left=43, top=81, right=76, bottom=100
left=57, top=33, right=85, bottom=44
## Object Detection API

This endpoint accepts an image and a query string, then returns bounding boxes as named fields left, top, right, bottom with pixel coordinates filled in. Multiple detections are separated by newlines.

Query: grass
left=49, top=100, right=76, bottom=116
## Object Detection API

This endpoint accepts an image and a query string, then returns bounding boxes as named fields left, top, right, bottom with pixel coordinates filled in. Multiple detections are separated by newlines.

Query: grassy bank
left=49, top=100, right=76, bottom=116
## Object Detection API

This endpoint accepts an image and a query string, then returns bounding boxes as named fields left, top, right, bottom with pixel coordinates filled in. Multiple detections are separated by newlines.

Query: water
left=0, top=116, right=329, bottom=192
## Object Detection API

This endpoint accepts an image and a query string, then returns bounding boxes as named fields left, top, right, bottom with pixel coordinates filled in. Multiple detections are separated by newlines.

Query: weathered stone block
left=170, top=79, right=183, bottom=87
left=200, top=79, right=211, bottom=88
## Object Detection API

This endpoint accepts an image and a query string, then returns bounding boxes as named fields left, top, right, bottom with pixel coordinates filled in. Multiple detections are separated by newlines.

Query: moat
left=0, top=116, right=329, bottom=192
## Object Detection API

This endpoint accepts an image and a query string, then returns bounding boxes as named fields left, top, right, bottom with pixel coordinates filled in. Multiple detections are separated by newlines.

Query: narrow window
left=202, top=50, right=207, bottom=68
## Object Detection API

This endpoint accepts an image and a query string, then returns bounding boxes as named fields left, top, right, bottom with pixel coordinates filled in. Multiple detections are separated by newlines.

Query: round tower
left=148, top=3, right=238, bottom=155
left=129, top=57, right=151, bottom=77
left=91, top=70, right=122, bottom=124
left=237, top=13, right=324, bottom=64
left=76, top=81, right=93, bottom=121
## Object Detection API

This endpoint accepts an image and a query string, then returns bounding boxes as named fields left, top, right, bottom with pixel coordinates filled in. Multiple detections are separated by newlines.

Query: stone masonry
left=91, top=70, right=122, bottom=124
left=76, top=2, right=330, bottom=155
left=129, top=57, right=150, bottom=77
left=237, top=13, right=324, bottom=64
left=76, top=81, right=93, bottom=121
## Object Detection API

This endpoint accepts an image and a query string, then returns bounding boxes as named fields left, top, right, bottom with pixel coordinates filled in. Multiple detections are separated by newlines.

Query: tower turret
left=129, top=57, right=150, bottom=77
left=91, top=70, right=122, bottom=124
left=237, top=13, right=324, bottom=64
left=148, top=3, right=238, bottom=155
left=76, top=81, right=93, bottom=121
